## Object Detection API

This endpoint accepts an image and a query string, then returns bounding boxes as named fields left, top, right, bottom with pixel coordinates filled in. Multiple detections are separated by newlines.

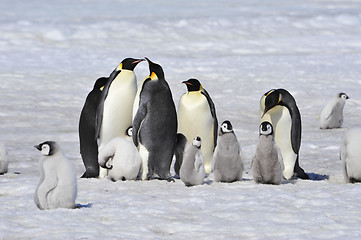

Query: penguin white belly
left=100, top=71, right=137, bottom=145
left=178, top=92, right=214, bottom=174
left=261, top=106, right=296, bottom=180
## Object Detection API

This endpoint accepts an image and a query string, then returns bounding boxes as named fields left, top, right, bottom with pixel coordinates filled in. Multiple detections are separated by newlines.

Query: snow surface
left=1, top=0, right=361, bottom=239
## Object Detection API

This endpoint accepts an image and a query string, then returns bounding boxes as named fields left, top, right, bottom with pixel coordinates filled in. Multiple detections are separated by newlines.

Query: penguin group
left=1, top=56, right=357, bottom=211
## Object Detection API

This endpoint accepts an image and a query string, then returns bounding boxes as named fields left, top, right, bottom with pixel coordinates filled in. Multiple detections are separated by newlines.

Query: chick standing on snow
left=180, top=137, right=206, bottom=187
left=320, top=93, right=349, bottom=129
left=212, top=120, right=244, bottom=183
left=98, top=127, right=141, bottom=181
left=252, top=122, right=284, bottom=185
left=0, top=143, right=9, bottom=174
left=34, top=141, right=77, bottom=210
left=340, top=128, right=361, bottom=183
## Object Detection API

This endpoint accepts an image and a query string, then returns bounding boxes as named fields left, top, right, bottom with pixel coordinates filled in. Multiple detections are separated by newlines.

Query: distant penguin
left=34, top=141, right=77, bottom=210
left=179, top=137, right=206, bottom=187
left=79, top=76, right=112, bottom=178
left=251, top=122, right=284, bottom=185
left=98, top=136, right=141, bottom=182
left=0, top=143, right=9, bottom=175
left=340, top=128, right=361, bottom=183
left=320, top=93, right=349, bottom=129
left=260, top=89, right=308, bottom=180
left=177, top=78, right=218, bottom=174
left=96, top=58, right=143, bottom=177
left=212, top=120, right=244, bottom=183
left=132, top=57, right=177, bottom=181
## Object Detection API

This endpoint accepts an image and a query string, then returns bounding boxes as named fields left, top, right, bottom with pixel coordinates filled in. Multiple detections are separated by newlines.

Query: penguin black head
left=126, top=126, right=133, bottom=137
left=338, top=92, right=349, bottom=100
left=34, top=141, right=57, bottom=156
left=93, top=77, right=109, bottom=90
left=192, top=136, right=202, bottom=149
left=220, top=120, right=233, bottom=135
left=118, top=58, right=144, bottom=71
left=263, top=89, right=281, bottom=117
left=182, top=78, right=202, bottom=92
left=259, top=122, right=273, bottom=136
left=145, top=57, right=164, bottom=80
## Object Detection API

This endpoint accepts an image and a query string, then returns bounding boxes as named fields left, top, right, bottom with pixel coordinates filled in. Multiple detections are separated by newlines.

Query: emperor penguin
left=212, top=120, right=244, bottom=183
left=34, top=141, right=77, bottom=210
left=98, top=135, right=141, bottom=182
left=179, top=137, right=206, bottom=187
left=340, top=128, right=361, bottom=183
left=177, top=78, right=218, bottom=174
left=0, top=143, right=9, bottom=175
left=96, top=58, right=144, bottom=177
left=79, top=76, right=114, bottom=178
left=132, top=57, right=177, bottom=181
left=251, top=122, right=284, bottom=185
left=320, top=93, right=349, bottom=129
left=260, top=89, right=309, bottom=180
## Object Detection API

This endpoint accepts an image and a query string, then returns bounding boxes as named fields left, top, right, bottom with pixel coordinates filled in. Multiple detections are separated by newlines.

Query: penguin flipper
left=201, top=89, right=218, bottom=148
left=94, top=70, right=121, bottom=140
left=132, top=102, right=147, bottom=147
left=194, top=153, right=204, bottom=172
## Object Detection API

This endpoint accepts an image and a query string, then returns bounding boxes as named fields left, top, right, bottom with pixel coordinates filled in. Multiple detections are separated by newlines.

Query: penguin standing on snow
left=260, top=89, right=308, bottom=180
left=34, top=141, right=77, bottom=210
left=79, top=76, right=116, bottom=178
left=0, top=143, right=9, bottom=175
left=98, top=134, right=141, bottom=182
left=96, top=58, right=144, bottom=177
left=177, top=78, right=217, bottom=174
left=340, top=128, right=361, bottom=183
left=320, top=93, right=349, bottom=129
left=212, top=120, right=244, bottom=183
left=251, top=122, right=284, bottom=185
left=180, top=137, right=206, bottom=187
left=132, top=57, right=177, bottom=181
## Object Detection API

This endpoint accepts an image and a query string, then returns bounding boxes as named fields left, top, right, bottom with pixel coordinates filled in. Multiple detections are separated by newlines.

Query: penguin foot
left=81, top=171, right=99, bottom=178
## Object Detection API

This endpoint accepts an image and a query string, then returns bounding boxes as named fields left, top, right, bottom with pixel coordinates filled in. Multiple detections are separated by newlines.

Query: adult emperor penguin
left=34, top=141, right=77, bottom=210
left=320, top=93, right=349, bottom=129
left=260, top=89, right=309, bottom=180
left=177, top=78, right=218, bottom=174
left=179, top=137, right=206, bottom=187
left=79, top=76, right=114, bottom=178
left=251, top=122, right=284, bottom=185
left=96, top=58, right=144, bottom=147
left=96, top=58, right=143, bottom=178
left=340, top=128, right=361, bottom=183
left=0, top=143, right=8, bottom=175
left=212, top=120, right=244, bottom=183
left=98, top=136, right=141, bottom=181
left=132, top=57, right=177, bottom=181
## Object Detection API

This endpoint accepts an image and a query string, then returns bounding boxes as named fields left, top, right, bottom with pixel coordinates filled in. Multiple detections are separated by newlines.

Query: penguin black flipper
left=94, top=70, right=121, bottom=140
left=132, top=79, right=150, bottom=147
left=174, top=133, right=188, bottom=177
left=201, top=89, right=218, bottom=148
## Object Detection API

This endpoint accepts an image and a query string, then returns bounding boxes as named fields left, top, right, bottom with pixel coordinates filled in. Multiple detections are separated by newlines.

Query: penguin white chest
left=178, top=92, right=214, bottom=172
left=261, top=105, right=296, bottom=179
left=101, top=70, right=137, bottom=144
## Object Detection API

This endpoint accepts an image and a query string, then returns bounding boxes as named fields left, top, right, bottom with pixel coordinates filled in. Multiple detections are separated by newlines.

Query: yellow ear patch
left=266, top=89, right=275, bottom=97
left=100, top=86, right=105, bottom=91
left=150, top=72, right=158, bottom=80
left=116, top=63, right=123, bottom=71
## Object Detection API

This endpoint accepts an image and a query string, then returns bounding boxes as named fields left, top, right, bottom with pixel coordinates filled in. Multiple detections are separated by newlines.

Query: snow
left=1, top=0, right=361, bottom=239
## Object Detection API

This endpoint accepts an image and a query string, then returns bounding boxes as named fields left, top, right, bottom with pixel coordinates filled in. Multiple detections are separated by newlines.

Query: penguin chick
left=212, top=120, right=244, bottom=183
left=34, top=141, right=77, bottom=210
left=98, top=137, right=141, bottom=181
left=179, top=137, right=206, bottom=187
left=0, top=143, right=9, bottom=174
left=251, top=122, right=284, bottom=185
left=340, top=128, right=361, bottom=183
left=320, top=93, right=349, bottom=129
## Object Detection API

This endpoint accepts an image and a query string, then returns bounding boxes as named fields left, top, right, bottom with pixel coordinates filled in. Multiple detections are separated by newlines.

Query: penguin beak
left=182, top=81, right=192, bottom=86
left=34, top=144, right=41, bottom=151
left=132, top=59, right=144, bottom=65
